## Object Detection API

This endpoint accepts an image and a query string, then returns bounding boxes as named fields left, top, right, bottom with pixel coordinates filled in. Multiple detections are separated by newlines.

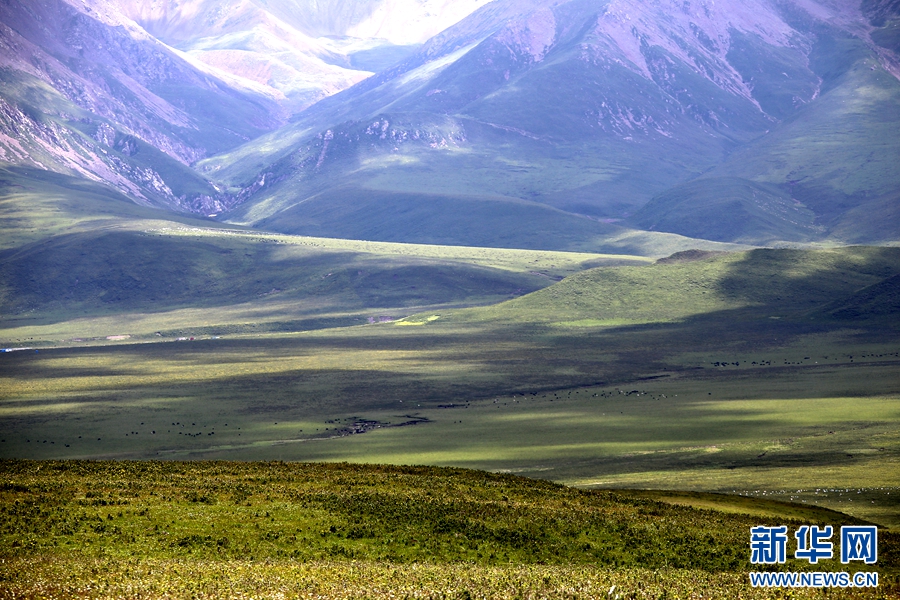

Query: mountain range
left=1, top=0, right=898, bottom=249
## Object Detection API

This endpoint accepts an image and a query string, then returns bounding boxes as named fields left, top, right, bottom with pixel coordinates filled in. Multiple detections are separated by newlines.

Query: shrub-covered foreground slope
left=1, top=460, right=896, bottom=599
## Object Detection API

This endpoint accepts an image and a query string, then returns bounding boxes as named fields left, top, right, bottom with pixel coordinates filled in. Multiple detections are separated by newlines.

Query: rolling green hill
left=465, top=246, right=900, bottom=326
left=0, top=226, right=555, bottom=330
left=1, top=166, right=636, bottom=344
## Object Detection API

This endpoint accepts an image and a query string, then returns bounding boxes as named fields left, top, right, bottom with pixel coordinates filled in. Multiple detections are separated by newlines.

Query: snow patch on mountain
left=345, top=0, right=497, bottom=45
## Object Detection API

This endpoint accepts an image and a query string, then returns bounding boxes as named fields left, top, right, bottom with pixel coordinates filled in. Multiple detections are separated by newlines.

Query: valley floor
left=2, top=239, right=899, bottom=597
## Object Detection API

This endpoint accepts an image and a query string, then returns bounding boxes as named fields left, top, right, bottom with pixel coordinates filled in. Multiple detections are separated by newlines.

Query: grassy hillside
left=1, top=165, right=636, bottom=343
left=0, top=69, right=242, bottom=213
left=627, top=177, right=823, bottom=244
left=468, top=246, right=900, bottom=325
left=588, top=26, right=900, bottom=246
left=215, top=113, right=749, bottom=255
left=226, top=173, right=751, bottom=255
left=0, top=166, right=214, bottom=251
left=628, top=67, right=900, bottom=242
left=1, top=460, right=895, bottom=598
left=707, top=45, right=900, bottom=243
left=827, top=189, right=900, bottom=244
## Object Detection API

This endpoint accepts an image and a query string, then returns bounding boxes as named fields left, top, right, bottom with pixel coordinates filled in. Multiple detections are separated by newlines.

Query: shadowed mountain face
left=1, top=0, right=898, bottom=247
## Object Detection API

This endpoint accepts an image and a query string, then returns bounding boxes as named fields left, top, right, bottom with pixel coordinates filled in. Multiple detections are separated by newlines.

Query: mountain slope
left=99, top=0, right=496, bottom=113
left=631, top=23, right=900, bottom=244
left=1, top=0, right=897, bottom=247
left=0, top=0, right=286, bottom=212
left=626, top=177, right=822, bottom=244
left=203, top=0, right=899, bottom=248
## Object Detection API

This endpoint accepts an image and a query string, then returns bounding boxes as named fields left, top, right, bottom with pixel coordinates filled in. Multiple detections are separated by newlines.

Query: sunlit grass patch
left=395, top=315, right=441, bottom=326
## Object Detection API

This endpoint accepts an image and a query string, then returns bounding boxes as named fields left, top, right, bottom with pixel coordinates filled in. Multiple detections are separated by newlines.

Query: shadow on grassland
left=0, top=229, right=544, bottom=327
left=710, top=246, right=900, bottom=316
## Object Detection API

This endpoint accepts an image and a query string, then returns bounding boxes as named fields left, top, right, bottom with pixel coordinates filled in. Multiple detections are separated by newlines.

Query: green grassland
left=4, top=9, right=900, bottom=596
left=2, top=246, right=898, bottom=533
left=1, top=461, right=896, bottom=598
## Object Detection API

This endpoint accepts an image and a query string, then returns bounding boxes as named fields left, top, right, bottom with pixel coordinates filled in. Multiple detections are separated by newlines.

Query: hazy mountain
left=113, top=0, right=495, bottom=113
left=0, top=0, right=502, bottom=213
left=630, top=6, right=900, bottom=244
left=202, top=0, right=899, bottom=247
left=0, top=0, right=287, bottom=212
left=1, top=0, right=898, bottom=246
